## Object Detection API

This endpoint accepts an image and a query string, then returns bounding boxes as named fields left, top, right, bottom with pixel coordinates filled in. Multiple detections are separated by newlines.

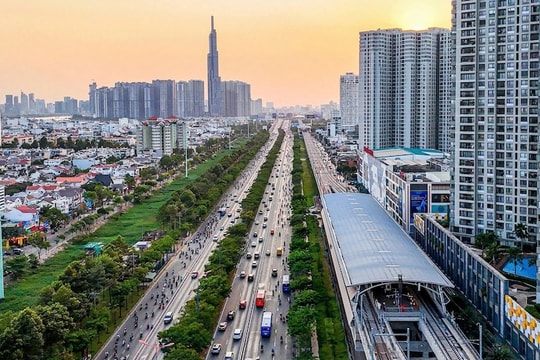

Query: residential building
left=137, top=117, right=187, bottom=156
left=339, top=73, right=359, bottom=135
left=452, top=0, right=540, bottom=253
left=177, top=80, right=205, bottom=117
left=359, top=28, right=454, bottom=152
left=221, top=80, right=251, bottom=117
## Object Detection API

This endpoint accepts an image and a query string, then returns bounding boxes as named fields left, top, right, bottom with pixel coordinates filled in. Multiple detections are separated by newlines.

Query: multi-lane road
left=207, top=122, right=295, bottom=360
left=96, top=120, right=289, bottom=360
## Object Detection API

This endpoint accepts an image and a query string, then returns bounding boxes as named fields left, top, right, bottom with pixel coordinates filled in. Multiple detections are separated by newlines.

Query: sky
left=1, top=0, right=451, bottom=108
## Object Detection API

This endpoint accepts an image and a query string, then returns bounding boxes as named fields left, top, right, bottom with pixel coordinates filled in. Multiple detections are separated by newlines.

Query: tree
left=39, top=135, right=49, bottom=149
left=485, top=344, right=515, bottom=360
left=484, top=241, right=500, bottom=265
left=160, top=155, right=173, bottom=169
left=40, top=206, right=69, bottom=231
left=0, top=308, right=45, bottom=360
left=506, top=247, right=523, bottom=275
left=124, top=174, right=135, bottom=189
left=35, top=303, right=75, bottom=356
left=514, top=223, right=529, bottom=251
left=4, top=255, right=30, bottom=280
left=474, top=232, right=498, bottom=258
left=27, top=231, right=50, bottom=259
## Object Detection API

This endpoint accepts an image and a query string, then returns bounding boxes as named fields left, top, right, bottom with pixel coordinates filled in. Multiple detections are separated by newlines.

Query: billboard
left=410, top=190, right=428, bottom=222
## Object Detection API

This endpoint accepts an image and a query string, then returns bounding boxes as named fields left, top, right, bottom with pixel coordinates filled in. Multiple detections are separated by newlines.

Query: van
left=276, top=247, right=283, bottom=256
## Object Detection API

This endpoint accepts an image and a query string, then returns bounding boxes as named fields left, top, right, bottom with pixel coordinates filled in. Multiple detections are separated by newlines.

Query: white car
left=211, top=343, right=222, bottom=354
left=224, top=351, right=234, bottom=360
left=232, top=328, right=242, bottom=340
left=251, top=241, right=256, bottom=247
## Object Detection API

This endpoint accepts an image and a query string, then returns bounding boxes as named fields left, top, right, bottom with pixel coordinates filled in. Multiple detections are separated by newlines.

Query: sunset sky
left=1, top=0, right=451, bottom=108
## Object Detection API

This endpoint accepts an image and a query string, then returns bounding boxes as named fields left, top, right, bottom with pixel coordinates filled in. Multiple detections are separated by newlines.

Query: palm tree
left=475, top=232, right=498, bottom=259
left=485, top=241, right=500, bottom=265
left=514, top=223, right=529, bottom=251
left=506, top=247, right=523, bottom=276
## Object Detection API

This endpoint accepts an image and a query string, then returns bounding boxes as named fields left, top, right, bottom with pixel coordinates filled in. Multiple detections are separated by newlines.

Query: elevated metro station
left=321, top=193, right=479, bottom=360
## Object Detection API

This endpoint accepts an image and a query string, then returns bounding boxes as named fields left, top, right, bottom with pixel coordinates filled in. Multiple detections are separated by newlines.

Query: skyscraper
left=221, top=80, right=251, bottom=117
left=207, top=16, right=222, bottom=116
left=359, top=28, right=454, bottom=151
left=452, top=0, right=540, bottom=252
left=339, top=72, right=359, bottom=135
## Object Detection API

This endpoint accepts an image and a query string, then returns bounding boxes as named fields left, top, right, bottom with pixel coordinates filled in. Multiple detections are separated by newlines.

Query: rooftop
left=323, top=193, right=453, bottom=288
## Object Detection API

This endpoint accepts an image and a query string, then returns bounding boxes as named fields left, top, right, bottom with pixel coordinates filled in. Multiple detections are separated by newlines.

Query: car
left=254, top=252, right=260, bottom=259
left=252, top=261, right=258, bottom=268
left=218, top=321, right=227, bottom=331
left=239, top=271, right=246, bottom=279
left=272, top=268, right=278, bottom=277
left=264, top=216, right=268, bottom=221
left=227, top=310, right=235, bottom=321
left=265, top=249, right=271, bottom=256
left=251, top=241, right=257, bottom=247
left=211, top=343, right=222, bottom=354
left=191, top=271, right=198, bottom=279
left=258, top=210, right=263, bottom=215
left=262, top=223, right=267, bottom=228
left=220, top=226, right=224, bottom=231
left=247, top=273, right=254, bottom=282
left=255, top=220, right=260, bottom=225
left=253, top=232, right=258, bottom=238
left=239, top=300, right=247, bottom=309
left=270, top=229, right=275, bottom=235
left=224, top=351, right=234, bottom=360
left=246, top=252, right=252, bottom=259
left=213, top=235, right=219, bottom=242
left=232, top=328, right=242, bottom=340
left=163, top=311, right=173, bottom=324
left=259, top=237, right=264, bottom=243
left=10, top=248, right=23, bottom=255
left=236, top=208, right=241, bottom=212
left=228, top=213, right=233, bottom=217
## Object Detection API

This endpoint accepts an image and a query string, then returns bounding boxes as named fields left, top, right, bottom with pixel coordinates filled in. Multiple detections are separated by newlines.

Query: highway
left=96, top=120, right=283, bottom=360
left=207, top=120, right=295, bottom=360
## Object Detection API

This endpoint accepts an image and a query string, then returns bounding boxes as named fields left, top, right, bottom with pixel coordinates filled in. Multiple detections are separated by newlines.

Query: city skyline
left=0, top=0, right=451, bottom=108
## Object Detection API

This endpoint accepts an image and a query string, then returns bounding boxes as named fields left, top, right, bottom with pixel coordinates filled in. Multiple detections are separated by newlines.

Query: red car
left=239, top=300, right=247, bottom=310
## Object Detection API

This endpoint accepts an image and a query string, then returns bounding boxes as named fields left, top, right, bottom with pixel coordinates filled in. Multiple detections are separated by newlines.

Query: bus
left=282, top=275, right=290, bottom=293
left=261, top=311, right=273, bottom=337
left=255, top=289, right=266, bottom=308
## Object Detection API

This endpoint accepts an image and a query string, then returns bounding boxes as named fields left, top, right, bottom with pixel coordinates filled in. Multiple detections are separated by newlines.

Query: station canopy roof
left=323, top=193, right=453, bottom=289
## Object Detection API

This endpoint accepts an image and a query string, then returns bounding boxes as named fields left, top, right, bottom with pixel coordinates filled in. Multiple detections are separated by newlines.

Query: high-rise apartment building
left=221, top=80, right=251, bottom=117
left=137, top=117, right=186, bottom=156
left=207, top=16, right=222, bottom=116
left=452, top=0, right=539, bottom=250
left=359, top=28, right=454, bottom=152
left=177, top=80, right=205, bottom=117
left=339, top=72, right=359, bottom=135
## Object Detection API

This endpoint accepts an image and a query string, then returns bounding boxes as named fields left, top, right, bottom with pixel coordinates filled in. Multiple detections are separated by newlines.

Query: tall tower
left=207, top=16, right=221, bottom=116
left=453, top=0, right=540, bottom=248
left=339, top=72, right=359, bottom=136
left=358, top=28, right=453, bottom=151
